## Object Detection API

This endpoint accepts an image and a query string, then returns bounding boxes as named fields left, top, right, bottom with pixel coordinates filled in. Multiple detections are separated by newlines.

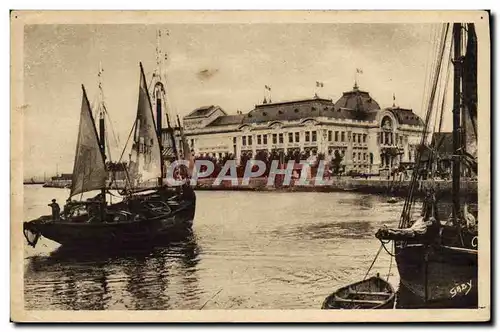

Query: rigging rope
left=438, top=46, right=453, bottom=134
left=399, top=23, right=450, bottom=229
left=105, top=123, right=112, bottom=162
left=420, top=24, right=438, bottom=117
left=104, top=104, right=121, bottom=154
left=363, top=244, right=383, bottom=281
left=113, top=118, right=137, bottom=191
left=386, top=241, right=394, bottom=282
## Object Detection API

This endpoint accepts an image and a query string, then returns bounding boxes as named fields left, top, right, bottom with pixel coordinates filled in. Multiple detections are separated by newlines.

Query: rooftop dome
left=333, top=83, right=381, bottom=113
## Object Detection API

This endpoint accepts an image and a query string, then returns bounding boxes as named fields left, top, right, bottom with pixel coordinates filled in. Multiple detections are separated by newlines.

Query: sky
left=23, top=23, right=451, bottom=179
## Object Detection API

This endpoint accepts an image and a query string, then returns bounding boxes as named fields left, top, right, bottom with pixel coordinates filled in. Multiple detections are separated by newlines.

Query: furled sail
left=70, top=85, right=107, bottom=197
left=128, top=63, right=163, bottom=188
left=462, top=23, right=478, bottom=160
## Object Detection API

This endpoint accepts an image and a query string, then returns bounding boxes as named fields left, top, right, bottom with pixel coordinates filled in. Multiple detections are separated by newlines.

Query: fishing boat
left=375, top=23, right=479, bottom=308
left=24, top=55, right=196, bottom=249
left=322, top=275, right=396, bottom=309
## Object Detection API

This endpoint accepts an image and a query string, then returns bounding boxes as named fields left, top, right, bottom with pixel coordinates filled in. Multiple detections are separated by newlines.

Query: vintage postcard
left=11, top=10, right=490, bottom=322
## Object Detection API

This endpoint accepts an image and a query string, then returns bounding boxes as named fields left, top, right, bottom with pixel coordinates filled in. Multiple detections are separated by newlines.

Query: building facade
left=179, top=84, right=424, bottom=174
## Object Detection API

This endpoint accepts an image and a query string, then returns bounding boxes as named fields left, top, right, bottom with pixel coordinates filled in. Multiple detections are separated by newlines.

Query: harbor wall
left=39, top=177, right=477, bottom=199
left=193, top=177, right=477, bottom=198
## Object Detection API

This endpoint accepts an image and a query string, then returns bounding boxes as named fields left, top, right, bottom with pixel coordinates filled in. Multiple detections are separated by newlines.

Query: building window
left=328, top=131, right=332, bottom=141
left=233, top=137, right=236, bottom=144
left=305, top=132, right=310, bottom=142
left=248, top=135, right=252, bottom=145
left=257, top=135, right=262, bottom=145
left=358, top=135, right=362, bottom=143
left=341, top=132, right=345, bottom=142
left=358, top=152, right=362, bottom=160
left=295, top=132, right=300, bottom=142
left=263, top=135, right=268, bottom=144
left=272, top=134, right=277, bottom=144
left=363, top=134, right=367, bottom=143
left=363, top=153, right=366, bottom=161
left=312, top=131, right=317, bottom=142
left=242, top=136, right=246, bottom=146
left=288, top=132, right=293, bottom=143
left=335, top=131, right=339, bottom=142
left=352, top=152, right=356, bottom=160
left=279, top=133, right=284, bottom=144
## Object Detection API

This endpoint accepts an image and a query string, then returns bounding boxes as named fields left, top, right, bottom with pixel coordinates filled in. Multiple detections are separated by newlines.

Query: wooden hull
left=322, top=276, right=396, bottom=309
left=29, top=215, right=193, bottom=248
left=24, top=187, right=196, bottom=249
left=395, top=244, right=478, bottom=308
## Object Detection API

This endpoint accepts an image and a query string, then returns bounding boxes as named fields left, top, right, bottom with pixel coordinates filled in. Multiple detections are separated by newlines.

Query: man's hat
left=52, top=199, right=56, bottom=202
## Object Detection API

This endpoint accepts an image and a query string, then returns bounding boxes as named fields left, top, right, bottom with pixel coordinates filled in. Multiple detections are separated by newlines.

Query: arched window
left=381, top=116, right=393, bottom=131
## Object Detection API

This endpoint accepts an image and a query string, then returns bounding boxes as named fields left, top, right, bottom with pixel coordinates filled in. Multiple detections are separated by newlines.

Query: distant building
left=179, top=84, right=425, bottom=174
left=51, top=173, right=72, bottom=181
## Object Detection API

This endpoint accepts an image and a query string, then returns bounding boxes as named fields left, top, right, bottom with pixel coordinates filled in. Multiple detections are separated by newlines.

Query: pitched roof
left=185, top=105, right=224, bottom=119
left=206, top=114, right=245, bottom=127
left=242, top=98, right=335, bottom=124
left=241, top=97, right=379, bottom=124
left=185, top=86, right=422, bottom=128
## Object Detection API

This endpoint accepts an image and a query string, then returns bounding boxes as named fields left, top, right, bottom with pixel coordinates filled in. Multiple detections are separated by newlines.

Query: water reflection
left=273, top=220, right=375, bottom=241
left=25, top=237, right=201, bottom=310
left=337, top=194, right=375, bottom=210
left=24, top=189, right=409, bottom=309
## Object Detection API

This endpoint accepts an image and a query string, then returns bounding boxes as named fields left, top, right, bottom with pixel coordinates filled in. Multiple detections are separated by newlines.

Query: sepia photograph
left=10, top=10, right=490, bottom=322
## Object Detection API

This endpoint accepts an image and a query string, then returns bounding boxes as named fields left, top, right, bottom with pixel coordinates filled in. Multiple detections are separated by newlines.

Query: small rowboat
left=321, top=275, right=396, bottom=309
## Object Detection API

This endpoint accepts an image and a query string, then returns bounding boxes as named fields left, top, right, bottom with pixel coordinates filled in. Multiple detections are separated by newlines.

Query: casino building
left=181, top=83, right=424, bottom=174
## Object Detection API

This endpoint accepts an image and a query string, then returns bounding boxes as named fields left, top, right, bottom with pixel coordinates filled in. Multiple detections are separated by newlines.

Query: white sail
left=128, top=63, right=163, bottom=188
left=70, top=86, right=107, bottom=197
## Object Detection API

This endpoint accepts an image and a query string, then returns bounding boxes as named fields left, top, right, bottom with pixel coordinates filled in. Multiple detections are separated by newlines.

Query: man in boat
left=48, top=199, right=60, bottom=221
left=376, top=189, right=441, bottom=243
left=62, top=198, right=73, bottom=218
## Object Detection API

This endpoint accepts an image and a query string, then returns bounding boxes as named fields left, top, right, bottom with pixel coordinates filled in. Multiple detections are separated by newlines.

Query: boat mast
left=155, top=30, right=165, bottom=186
left=166, top=112, right=179, bottom=159
left=155, top=29, right=179, bottom=166
left=98, top=64, right=107, bottom=219
left=452, top=23, right=463, bottom=224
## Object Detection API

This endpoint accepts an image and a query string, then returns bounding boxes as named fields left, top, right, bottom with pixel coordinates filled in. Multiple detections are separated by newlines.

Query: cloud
left=196, top=68, right=219, bottom=81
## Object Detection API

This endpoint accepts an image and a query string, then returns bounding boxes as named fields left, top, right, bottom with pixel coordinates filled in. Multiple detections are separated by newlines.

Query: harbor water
left=23, top=185, right=413, bottom=310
